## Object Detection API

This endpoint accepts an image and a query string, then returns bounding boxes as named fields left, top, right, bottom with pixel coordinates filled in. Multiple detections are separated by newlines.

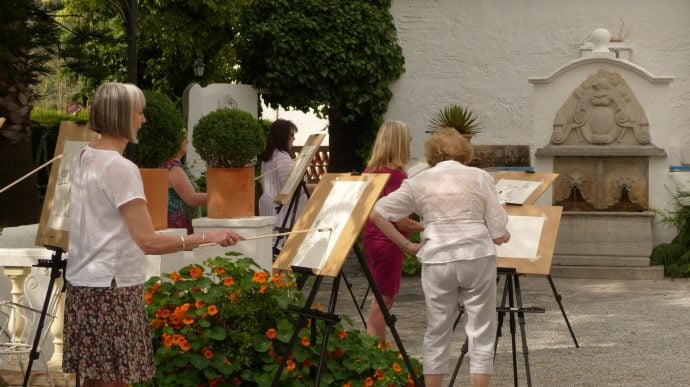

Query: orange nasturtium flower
left=144, top=291, right=153, bottom=304
left=202, top=347, right=214, bottom=359
left=337, top=330, right=347, bottom=339
left=374, top=370, right=384, bottom=380
left=392, top=362, right=402, bottom=373
left=266, top=328, right=277, bottom=340
left=224, top=276, right=235, bottom=287
left=189, top=265, right=203, bottom=279
left=195, top=299, right=204, bottom=309
left=286, top=359, right=296, bottom=372
left=214, top=266, right=225, bottom=275
left=300, top=336, right=310, bottom=347
left=252, top=271, right=268, bottom=284
left=207, top=305, right=218, bottom=316
left=182, top=316, right=195, bottom=325
left=364, top=377, right=374, bottom=387
left=342, top=382, right=352, bottom=387
left=162, top=333, right=173, bottom=347
left=179, top=339, right=191, bottom=352
left=259, top=285, right=269, bottom=294
left=154, top=307, right=170, bottom=320
left=150, top=319, right=162, bottom=329
left=169, top=271, right=182, bottom=282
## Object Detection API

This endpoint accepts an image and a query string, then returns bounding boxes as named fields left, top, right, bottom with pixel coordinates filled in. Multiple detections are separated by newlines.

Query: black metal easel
left=272, top=180, right=367, bottom=328
left=271, top=243, right=422, bottom=386
left=22, top=245, right=67, bottom=387
left=448, top=268, right=546, bottom=387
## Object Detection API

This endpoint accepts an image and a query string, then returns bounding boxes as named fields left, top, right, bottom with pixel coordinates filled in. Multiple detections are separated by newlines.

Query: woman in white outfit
left=63, top=82, right=243, bottom=386
left=369, top=127, right=510, bottom=387
left=258, top=119, right=308, bottom=235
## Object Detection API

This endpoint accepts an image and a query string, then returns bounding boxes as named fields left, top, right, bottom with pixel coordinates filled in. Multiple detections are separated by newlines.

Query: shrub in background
left=192, top=108, right=265, bottom=168
left=650, top=189, right=690, bottom=278
left=135, top=90, right=185, bottom=168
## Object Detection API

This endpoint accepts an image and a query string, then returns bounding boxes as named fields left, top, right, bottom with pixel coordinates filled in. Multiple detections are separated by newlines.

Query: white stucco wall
left=388, top=0, right=690, bottom=156
left=387, top=0, right=690, bottom=244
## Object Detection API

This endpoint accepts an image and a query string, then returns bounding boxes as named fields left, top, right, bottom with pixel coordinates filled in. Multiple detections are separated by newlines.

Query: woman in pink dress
left=363, top=120, right=424, bottom=341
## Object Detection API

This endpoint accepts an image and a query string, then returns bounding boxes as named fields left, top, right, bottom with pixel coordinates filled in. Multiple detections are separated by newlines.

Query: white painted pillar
left=192, top=216, right=275, bottom=272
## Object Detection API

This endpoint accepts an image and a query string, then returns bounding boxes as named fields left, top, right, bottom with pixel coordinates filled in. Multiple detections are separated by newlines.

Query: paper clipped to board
left=495, top=214, right=546, bottom=262
left=291, top=180, right=369, bottom=270
left=495, top=179, right=543, bottom=205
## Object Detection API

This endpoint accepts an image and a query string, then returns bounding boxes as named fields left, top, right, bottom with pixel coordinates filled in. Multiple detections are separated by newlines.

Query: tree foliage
left=234, top=0, right=404, bottom=171
left=58, top=0, right=248, bottom=98
left=0, top=0, right=60, bottom=139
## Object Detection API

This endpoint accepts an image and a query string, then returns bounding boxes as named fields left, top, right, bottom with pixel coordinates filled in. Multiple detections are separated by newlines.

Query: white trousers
left=420, top=256, right=497, bottom=375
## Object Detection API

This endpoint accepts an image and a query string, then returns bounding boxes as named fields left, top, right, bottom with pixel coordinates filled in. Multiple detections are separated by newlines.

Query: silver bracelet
left=179, top=235, right=186, bottom=251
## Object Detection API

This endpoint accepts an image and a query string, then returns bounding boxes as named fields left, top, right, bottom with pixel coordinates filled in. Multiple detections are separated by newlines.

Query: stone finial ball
left=591, top=28, right=611, bottom=51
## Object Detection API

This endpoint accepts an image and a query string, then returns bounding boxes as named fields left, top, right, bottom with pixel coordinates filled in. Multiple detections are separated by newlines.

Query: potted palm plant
left=427, top=104, right=481, bottom=141
left=135, top=90, right=186, bottom=229
left=192, top=108, right=265, bottom=218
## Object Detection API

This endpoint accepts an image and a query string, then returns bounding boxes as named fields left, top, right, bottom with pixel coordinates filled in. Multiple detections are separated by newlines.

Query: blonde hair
left=424, top=127, right=474, bottom=167
left=89, top=82, right=146, bottom=141
left=366, top=120, right=411, bottom=172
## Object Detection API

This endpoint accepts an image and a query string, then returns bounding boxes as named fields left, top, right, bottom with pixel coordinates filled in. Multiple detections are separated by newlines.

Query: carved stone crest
left=552, top=69, right=650, bottom=146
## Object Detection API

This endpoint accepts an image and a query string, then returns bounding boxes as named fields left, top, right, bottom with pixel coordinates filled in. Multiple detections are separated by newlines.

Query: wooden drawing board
left=496, top=205, right=563, bottom=276
left=273, top=173, right=389, bottom=277
left=274, top=133, right=327, bottom=206
left=493, top=171, right=558, bottom=205
left=35, top=121, right=99, bottom=251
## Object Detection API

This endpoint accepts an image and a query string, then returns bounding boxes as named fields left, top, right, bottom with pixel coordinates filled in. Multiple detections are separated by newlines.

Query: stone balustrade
left=0, top=216, right=275, bottom=375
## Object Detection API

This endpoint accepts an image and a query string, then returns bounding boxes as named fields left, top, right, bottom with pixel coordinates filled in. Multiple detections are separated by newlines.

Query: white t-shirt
left=66, top=145, right=147, bottom=287
left=374, top=160, right=509, bottom=264
left=259, top=149, right=307, bottom=229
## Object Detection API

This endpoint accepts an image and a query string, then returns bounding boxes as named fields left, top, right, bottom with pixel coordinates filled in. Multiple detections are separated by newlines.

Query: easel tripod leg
left=353, top=244, right=423, bottom=387
left=547, top=275, right=579, bottom=348
left=271, top=276, right=324, bottom=386
left=514, top=275, right=532, bottom=387
left=314, top=276, right=342, bottom=386
left=506, top=274, right=519, bottom=386
left=340, top=271, right=367, bottom=329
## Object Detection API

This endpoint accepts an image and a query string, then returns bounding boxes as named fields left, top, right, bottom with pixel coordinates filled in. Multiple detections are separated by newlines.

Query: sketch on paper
left=279, top=145, right=315, bottom=198
left=291, top=180, right=369, bottom=270
left=47, top=140, right=88, bottom=231
left=495, top=179, right=543, bottom=205
left=495, top=215, right=545, bottom=260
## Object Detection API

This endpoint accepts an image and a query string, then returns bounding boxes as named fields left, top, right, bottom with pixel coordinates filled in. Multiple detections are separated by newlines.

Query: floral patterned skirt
left=62, top=282, right=155, bottom=382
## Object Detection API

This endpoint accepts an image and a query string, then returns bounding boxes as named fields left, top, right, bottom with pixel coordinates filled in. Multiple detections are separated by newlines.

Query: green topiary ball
left=192, top=108, right=266, bottom=168
left=136, top=90, right=185, bottom=168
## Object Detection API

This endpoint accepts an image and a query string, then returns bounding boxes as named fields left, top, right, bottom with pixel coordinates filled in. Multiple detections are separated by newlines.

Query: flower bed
left=140, top=253, right=421, bottom=386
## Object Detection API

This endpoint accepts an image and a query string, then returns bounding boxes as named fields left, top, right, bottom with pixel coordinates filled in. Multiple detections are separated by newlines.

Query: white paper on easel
left=495, top=179, right=543, bottom=205
left=291, top=180, right=369, bottom=270
left=279, top=146, right=315, bottom=197
left=495, top=215, right=545, bottom=260
left=47, top=140, right=89, bottom=231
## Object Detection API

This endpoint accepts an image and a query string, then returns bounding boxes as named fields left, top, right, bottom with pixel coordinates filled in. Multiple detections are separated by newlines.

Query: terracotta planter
left=206, top=167, right=255, bottom=218
left=139, top=168, right=169, bottom=230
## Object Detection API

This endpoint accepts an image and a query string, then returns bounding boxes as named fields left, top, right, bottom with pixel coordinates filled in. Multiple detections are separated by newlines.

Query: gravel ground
left=312, top=267, right=690, bottom=387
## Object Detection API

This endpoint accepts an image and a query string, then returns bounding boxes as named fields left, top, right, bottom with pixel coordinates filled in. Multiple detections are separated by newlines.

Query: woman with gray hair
left=63, top=82, right=244, bottom=386
left=369, top=127, right=510, bottom=387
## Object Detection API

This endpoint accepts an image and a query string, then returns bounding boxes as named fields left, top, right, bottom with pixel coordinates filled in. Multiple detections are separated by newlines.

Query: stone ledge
left=553, top=255, right=652, bottom=267
left=550, top=265, right=665, bottom=280
left=535, top=145, right=667, bottom=157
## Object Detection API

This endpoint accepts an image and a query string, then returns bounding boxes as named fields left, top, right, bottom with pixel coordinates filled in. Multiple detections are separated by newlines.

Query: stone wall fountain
left=531, top=28, right=673, bottom=279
